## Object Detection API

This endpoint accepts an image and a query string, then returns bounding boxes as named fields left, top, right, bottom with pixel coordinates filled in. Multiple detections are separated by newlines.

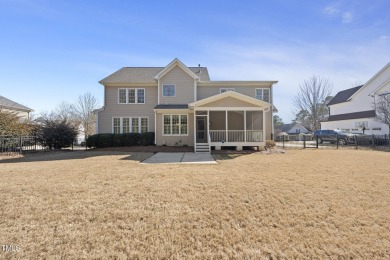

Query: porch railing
left=209, top=130, right=263, bottom=142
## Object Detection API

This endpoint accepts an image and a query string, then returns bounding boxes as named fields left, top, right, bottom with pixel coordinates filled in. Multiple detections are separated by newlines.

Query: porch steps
left=195, top=143, right=210, bottom=153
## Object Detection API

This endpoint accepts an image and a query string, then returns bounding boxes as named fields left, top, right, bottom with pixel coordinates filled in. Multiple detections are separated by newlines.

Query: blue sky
left=1, top=0, right=389, bottom=122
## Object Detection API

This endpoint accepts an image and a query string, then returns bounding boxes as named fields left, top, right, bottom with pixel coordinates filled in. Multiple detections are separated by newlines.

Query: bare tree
left=375, top=93, right=390, bottom=134
left=73, top=93, right=99, bottom=137
left=55, top=101, right=78, bottom=123
left=293, top=75, right=333, bottom=131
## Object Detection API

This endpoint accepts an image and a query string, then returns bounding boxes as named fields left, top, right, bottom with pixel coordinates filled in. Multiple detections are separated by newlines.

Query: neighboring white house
left=281, top=122, right=310, bottom=135
left=321, top=62, right=390, bottom=135
left=0, top=95, right=33, bottom=121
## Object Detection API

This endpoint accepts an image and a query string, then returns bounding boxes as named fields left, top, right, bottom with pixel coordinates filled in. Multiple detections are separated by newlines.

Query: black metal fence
left=276, top=134, right=390, bottom=151
left=0, top=136, right=48, bottom=156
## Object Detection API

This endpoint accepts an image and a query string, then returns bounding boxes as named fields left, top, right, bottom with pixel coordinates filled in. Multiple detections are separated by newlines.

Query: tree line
left=0, top=93, right=99, bottom=149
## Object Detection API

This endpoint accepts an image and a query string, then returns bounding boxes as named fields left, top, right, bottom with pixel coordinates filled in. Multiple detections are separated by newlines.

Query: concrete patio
left=141, top=152, right=216, bottom=164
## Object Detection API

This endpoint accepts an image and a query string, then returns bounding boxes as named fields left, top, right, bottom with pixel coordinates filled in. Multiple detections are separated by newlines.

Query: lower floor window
left=163, top=114, right=188, bottom=135
left=113, top=117, right=148, bottom=134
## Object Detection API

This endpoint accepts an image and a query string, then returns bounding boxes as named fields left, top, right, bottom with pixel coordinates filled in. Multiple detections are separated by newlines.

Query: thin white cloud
left=342, top=12, right=353, bottom=23
left=324, top=5, right=339, bottom=15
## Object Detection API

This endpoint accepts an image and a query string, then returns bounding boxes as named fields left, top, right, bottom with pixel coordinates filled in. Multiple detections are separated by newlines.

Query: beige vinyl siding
left=98, top=85, right=157, bottom=133
left=160, top=66, right=195, bottom=104
left=265, top=110, right=272, bottom=140
left=198, top=97, right=258, bottom=108
left=2, top=108, right=30, bottom=121
left=155, top=113, right=194, bottom=146
left=197, top=85, right=273, bottom=103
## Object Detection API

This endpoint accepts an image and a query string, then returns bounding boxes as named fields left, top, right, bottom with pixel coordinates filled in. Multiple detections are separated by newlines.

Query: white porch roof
left=188, top=91, right=271, bottom=110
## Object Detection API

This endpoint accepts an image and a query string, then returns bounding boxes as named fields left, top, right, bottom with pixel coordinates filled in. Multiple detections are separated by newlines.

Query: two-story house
left=321, top=62, right=390, bottom=135
left=0, top=95, right=33, bottom=121
left=96, top=59, right=277, bottom=152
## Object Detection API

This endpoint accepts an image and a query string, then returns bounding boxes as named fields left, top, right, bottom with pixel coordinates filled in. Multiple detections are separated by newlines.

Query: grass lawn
left=0, top=149, right=389, bottom=258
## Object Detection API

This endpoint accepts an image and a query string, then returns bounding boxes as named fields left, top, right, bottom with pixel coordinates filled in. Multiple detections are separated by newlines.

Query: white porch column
left=262, top=110, right=266, bottom=142
left=225, top=110, right=228, bottom=142
left=244, top=110, right=247, bottom=143
left=207, top=110, right=210, bottom=143
left=193, top=110, right=196, bottom=145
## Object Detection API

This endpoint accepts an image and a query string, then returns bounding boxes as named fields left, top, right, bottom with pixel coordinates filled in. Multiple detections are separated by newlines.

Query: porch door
left=196, top=116, right=208, bottom=143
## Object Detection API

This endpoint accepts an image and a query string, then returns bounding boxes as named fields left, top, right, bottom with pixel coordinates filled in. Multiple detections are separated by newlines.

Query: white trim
left=157, top=80, right=160, bottom=104
left=244, top=110, right=247, bottom=142
left=154, top=58, right=199, bottom=80
left=220, top=88, right=235, bottom=93
left=111, top=116, right=149, bottom=134
left=195, top=107, right=267, bottom=111
left=193, top=112, right=196, bottom=147
left=349, top=62, right=390, bottom=100
left=117, top=88, right=145, bottom=104
left=154, top=112, right=157, bottom=145
left=225, top=111, right=228, bottom=142
left=198, top=81, right=278, bottom=87
left=189, top=90, right=271, bottom=109
left=162, top=84, right=176, bottom=97
left=162, top=114, right=189, bottom=136
left=255, top=88, right=270, bottom=103
left=263, top=111, right=266, bottom=141
left=371, top=78, right=390, bottom=96
left=194, top=80, right=197, bottom=101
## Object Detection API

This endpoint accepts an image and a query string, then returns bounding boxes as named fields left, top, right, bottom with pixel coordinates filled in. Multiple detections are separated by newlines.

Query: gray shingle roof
left=100, top=67, right=210, bottom=84
left=326, top=110, right=376, bottom=121
left=328, top=85, right=363, bottom=106
left=154, top=104, right=189, bottom=109
left=0, top=95, right=32, bottom=112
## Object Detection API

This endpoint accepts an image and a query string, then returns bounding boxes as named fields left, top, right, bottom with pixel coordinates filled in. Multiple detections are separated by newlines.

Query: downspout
left=154, top=111, right=157, bottom=145
left=271, top=83, right=274, bottom=140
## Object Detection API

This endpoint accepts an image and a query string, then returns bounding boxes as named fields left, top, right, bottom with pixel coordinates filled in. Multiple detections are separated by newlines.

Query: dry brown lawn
left=0, top=149, right=389, bottom=259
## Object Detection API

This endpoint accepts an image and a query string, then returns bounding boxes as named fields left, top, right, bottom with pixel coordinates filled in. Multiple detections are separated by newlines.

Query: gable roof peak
left=327, top=85, right=363, bottom=106
left=154, top=58, right=199, bottom=81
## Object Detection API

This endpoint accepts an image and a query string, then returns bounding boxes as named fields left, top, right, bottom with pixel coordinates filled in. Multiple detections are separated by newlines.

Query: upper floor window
left=220, top=88, right=235, bottom=93
left=255, top=88, right=270, bottom=102
left=118, top=88, right=145, bottom=104
left=163, top=84, right=175, bottom=97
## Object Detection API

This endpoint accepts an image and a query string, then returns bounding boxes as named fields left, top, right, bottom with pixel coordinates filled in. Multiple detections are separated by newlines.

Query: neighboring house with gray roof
left=321, top=62, right=390, bottom=135
left=0, top=95, right=33, bottom=121
left=96, top=58, right=278, bottom=152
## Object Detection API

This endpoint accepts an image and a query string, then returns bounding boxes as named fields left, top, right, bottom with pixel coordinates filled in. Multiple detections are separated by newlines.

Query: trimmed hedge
left=86, top=132, right=154, bottom=148
left=140, top=132, right=155, bottom=146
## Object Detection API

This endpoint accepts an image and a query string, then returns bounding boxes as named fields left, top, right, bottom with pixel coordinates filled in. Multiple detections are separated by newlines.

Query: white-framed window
left=132, top=118, right=139, bottom=133
left=162, top=84, right=175, bottom=97
left=255, top=88, right=270, bottom=102
left=163, top=114, right=188, bottom=136
left=112, top=117, right=148, bottom=133
left=220, top=88, right=235, bottom=93
left=141, top=118, right=148, bottom=133
left=122, top=118, right=130, bottom=133
left=118, top=88, right=145, bottom=104
left=113, top=118, right=121, bottom=134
